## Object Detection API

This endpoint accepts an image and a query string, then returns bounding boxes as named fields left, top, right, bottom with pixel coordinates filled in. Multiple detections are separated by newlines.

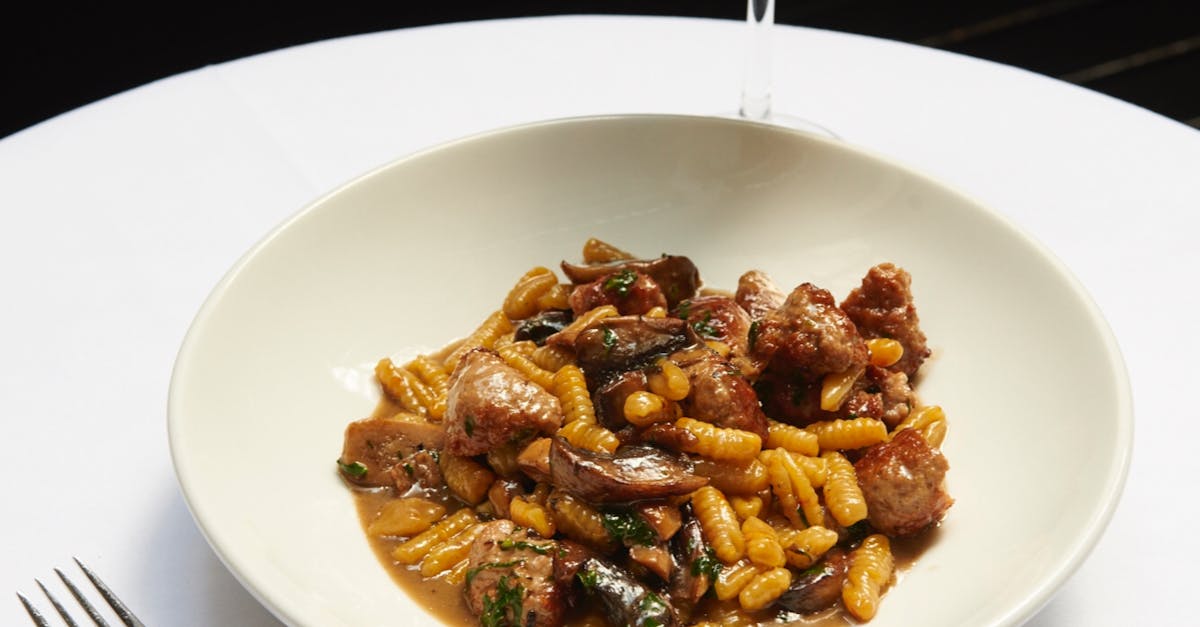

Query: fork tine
left=54, top=568, right=110, bottom=627
left=15, top=591, right=52, bottom=627
left=35, top=580, right=81, bottom=627
left=72, top=559, right=145, bottom=627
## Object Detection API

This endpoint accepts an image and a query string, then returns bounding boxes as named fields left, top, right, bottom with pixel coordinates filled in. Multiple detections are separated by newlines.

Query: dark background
left=2, top=0, right=1198, bottom=140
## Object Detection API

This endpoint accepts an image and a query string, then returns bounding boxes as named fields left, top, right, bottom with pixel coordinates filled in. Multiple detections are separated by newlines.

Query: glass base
left=720, top=110, right=839, bottom=140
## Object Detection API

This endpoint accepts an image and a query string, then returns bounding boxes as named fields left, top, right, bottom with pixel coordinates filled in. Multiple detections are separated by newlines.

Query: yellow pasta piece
left=921, top=417, right=947, bottom=448
left=675, top=417, right=762, bottom=464
left=766, top=421, right=820, bottom=456
left=692, top=486, right=746, bottom=564
left=777, top=525, right=839, bottom=569
left=419, top=522, right=485, bottom=577
left=866, top=338, right=904, bottom=368
left=759, top=449, right=828, bottom=488
left=443, top=558, right=471, bottom=585
left=392, top=508, right=477, bottom=565
left=510, top=496, right=557, bottom=538
left=741, top=516, right=786, bottom=569
left=705, top=340, right=732, bottom=358
left=821, top=451, right=868, bottom=527
left=443, top=310, right=514, bottom=369
left=806, top=417, right=889, bottom=451
left=531, top=343, right=575, bottom=372
left=766, top=448, right=824, bottom=529
left=440, top=453, right=496, bottom=505
left=647, top=358, right=690, bottom=401
left=405, top=355, right=449, bottom=419
left=528, top=482, right=553, bottom=506
left=375, top=358, right=428, bottom=416
left=623, top=391, right=672, bottom=428
left=557, top=419, right=620, bottom=454
left=820, top=366, right=864, bottom=412
left=581, top=237, right=634, bottom=263
left=503, top=266, right=559, bottom=320
left=367, top=497, right=447, bottom=537
left=497, top=342, right=556, bottom=390
left=713, top=560, right=759, bottom=601
left=554, top=364, right=597, bottom=425
left=557, top=305, right=619, bottom=343
left=548, top=490, right=616, bottom=551
left=693, top=458, right=770, bottom=496
left=729, top=495, right=765, bottom=521
left=738, top=567, right=792, bottom=611
left=536, top=283, right=572, bottom=311
left=843, top=534, right=895, bottom=622
left=894, top=404, right=945, bottom=434
left=644, top=306, right=668, bottom=318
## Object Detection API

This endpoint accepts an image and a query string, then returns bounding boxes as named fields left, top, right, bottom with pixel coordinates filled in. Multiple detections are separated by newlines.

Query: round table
left=2, top=15, right=1195, bottom=626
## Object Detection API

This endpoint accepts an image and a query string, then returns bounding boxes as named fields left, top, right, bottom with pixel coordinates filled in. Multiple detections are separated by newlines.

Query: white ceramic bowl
left=168, top=114, right=1132, bottom=627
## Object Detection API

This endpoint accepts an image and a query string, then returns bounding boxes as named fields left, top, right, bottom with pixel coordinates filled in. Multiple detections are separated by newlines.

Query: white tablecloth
left=2, top=15, right=1196, bottom=626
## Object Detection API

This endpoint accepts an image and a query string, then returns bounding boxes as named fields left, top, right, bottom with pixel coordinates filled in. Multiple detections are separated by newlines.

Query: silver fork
left=16, top=558, right=145, bottom=627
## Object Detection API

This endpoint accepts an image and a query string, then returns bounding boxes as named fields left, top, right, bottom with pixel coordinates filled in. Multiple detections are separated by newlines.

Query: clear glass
left=738, top=0, right=838, bottom=137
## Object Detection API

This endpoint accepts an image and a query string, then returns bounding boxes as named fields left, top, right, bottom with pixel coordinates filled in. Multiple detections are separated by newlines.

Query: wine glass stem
left=740, top=0, right=775, bottom=121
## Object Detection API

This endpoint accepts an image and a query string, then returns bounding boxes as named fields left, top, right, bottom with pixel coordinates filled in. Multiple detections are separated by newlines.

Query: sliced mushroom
left=549, top=437, right=707, bottom=503
left=577, top=557, right=679, bottom=627
left=514, top=310, right=574, bottom=346
left=669, top=503, right=715, bottom=614
left=574, top=316, right=689, bottom=376
left=561, top=255, right=700, bottom=308
left=775, top=548, right=849, bottom=614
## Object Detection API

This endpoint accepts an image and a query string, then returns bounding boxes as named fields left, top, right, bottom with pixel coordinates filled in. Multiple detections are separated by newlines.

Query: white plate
left=168, top=114, right=1132, bottom=627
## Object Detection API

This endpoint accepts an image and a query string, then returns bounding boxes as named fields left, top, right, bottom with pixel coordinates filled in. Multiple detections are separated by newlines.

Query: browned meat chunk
left=561, top=255, right=700, bottom=308
left=672, top=347, right=769, bottom=439
left=389, top=449, right=444, bottom=494
left=755, top=365, right=911, bottom=428
left=464, top=520, right=565, bottom=627
left=444, top=349, right=564, bottom=456
left=841, top=263, right=930, bottom=379
left=569, top=270, right=668, bottom=316
left=676, top=296, right=760, bottom=377
left=549, top=437, right=708, bottom=503
left=734, top=270, right=786, bottom=321
left=574, top=316, right=689, bottom=376
left=338, top=411, right=445, bottom=487
left=855, top=429, right=953, bottom=536
left=753, top=283, right=868, bottom=379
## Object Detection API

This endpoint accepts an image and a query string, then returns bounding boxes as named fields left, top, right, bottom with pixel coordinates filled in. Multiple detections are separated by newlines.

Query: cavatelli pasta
left=530, top=343, right=575, bottom=372
left=741, top=516, right=786, bottom=568
left=822, top=451, right=869, bottom=527
left=766, top=447, right=824, bottom=530
left=497, top=342, right=556, bottom=390
left=557, top=304, right=619, bottom=343
left=622, top=391, right=673, bottom=428
left=554, top=364, right=597, bottom=425
left=536, top=283, right=572, bottom=311
left=647, top=358, right=690, bottom=401
left=729, top=495, right=765, bottom=521
left=820, top=366, right=864, bottom=412
left=766, top=421, right=820, bottom=456
left=777, top=525, right=839, bottom=569
left=419, top=522, right=485, bottom=577
left=392, top=508, right=477, bottom=565
left=557, top=419, right=620, bottom=454
left=843, top=534, right=895, bottom=621
left=375, top=358, right=428, bottom=416
left=738, top=567, right=792, bottom=611
left=693, top=486, right=747, bottom=564
left=894, top=404, right=946, bottom=434
left=581, top=237, right=634, bottom=263
left=366, top=497, right=447, bottom=537
left=714, top=560, right=760, bottom=601
left=866, top=338, right=904, bottom=368
left=440, top=453, right=495, bottom=505
left=806, top=417, right=889, bottom=451
left=509, top=496, right=556, bottom=538
left=442, top=558, right=471, bottom=585
left=405, top=355, right=449, bottom=419
left=502, top=266, right=559, bottom=320
left=675, top=417, right=762, bottom=464
left=548, top=490, right=616, bottom=552
left=921, top=416, right=948, bottom=448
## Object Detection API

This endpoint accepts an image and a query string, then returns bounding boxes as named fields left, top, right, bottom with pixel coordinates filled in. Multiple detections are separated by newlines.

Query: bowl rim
left=166, top=112, right=1134, bottom=627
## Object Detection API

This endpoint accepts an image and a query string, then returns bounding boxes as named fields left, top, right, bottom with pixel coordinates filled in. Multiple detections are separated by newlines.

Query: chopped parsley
left=337, top=460, right=368, bottom=478
left=480, top=575, right=525, bottom=627
left=602, top=326, right=618, bottom=353
left=638, top=593, right=669, bottom=627
left=464, top=414, right=476, bottom=437
left=601, top=510, right=657, bottom=547
left=465, top=559, right=525, bottom=585
left=498, top=539, right=552, bottom=555
left=692, top=311, right=717, bottom=338
left=690, top=546, right=722, bottom=579
left=800, top=561, right=833, bottom=578
left=676, top=300, right=692, bottom=320
left=603, top=269, right=638, bottom=297
left=577, top=568, right=599, bottom=592
left=402, top=463, right=414, bottom=476
left=747, top=320, right=760, bottom=350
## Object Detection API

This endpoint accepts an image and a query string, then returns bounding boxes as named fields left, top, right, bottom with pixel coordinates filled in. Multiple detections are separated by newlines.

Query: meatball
left=854, top=428, right=953, bottom=536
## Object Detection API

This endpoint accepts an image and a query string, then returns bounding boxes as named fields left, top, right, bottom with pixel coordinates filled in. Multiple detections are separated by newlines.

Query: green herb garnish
left=601, top=510, right=657, bottom=547
left=402, top=463, right=414, bottom=476
left=692, top=311, right=717, bottom=337
left=603, top=269, right=638, bottom=297
left=464, top=414, right=476, bottom=437
left=337, top=460, right=368, bottom=478
left=602, top=326, right=617, bottom=353
left=747, top=320, right=760, bottom=350
left=480, top=575, right=525, bottom=627
left=465, top=559, right=525, bottom=585
left=498, top=539, right=552, bottom=555
left=638, top=593, right=669, bottom=626
left=676, top=300, right=692, bottom=320
left=690, top=546, right=722, bottom=579
left=577, top=568, right=599, bottom=591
